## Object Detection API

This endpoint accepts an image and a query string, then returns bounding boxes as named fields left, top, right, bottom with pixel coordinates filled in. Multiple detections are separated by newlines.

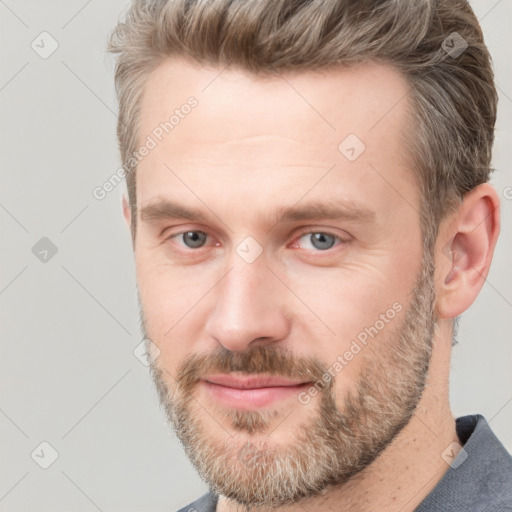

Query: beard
left=139, top=252, right=436, bottom=509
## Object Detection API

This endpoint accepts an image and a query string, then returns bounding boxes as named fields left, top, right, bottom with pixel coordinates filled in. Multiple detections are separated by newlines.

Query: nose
left=204, top=251, right=291, bottom=352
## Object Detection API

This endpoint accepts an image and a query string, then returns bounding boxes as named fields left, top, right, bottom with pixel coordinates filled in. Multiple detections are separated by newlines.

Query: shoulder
left=416, top=414, right=512, bottom=511
left=175, top=491, right=219, bottom=512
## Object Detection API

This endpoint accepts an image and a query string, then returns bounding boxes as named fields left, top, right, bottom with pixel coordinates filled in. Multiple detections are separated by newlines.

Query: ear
left=435, top=183, right=500, bottom=319
left=121, top=192, right=131, bottom=230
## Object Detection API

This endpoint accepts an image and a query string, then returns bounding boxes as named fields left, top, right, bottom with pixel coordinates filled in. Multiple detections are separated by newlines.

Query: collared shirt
left=176, top=415, right=512, bottom=512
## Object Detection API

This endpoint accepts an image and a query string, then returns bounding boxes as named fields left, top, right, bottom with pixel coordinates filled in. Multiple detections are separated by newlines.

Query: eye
left=166, top=229, right=347, bottom=253
left=169, top=230, right=209, bottom=249
left=293, top=231, right=344, bottom=251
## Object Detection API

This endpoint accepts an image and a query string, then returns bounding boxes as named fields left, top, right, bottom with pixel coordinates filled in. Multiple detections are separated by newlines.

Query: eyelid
left=166, top=228, right=215, bottom=249
left=290, top=228, right=350, bottom=250
left=163, top=224, right=210, bottom=240
left=293, top=226, right=350, bottom=239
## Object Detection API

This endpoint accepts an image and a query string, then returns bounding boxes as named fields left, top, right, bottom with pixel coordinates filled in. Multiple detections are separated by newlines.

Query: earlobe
left=436, top=184, right=500, bottom=319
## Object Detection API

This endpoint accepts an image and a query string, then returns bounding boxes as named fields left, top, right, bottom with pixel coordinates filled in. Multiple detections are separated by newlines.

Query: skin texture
left=123, top=57, right=500, bottom=512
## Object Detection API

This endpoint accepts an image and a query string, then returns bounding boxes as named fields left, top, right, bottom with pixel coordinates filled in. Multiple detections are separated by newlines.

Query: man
left=108, top=0, right=512, bottom=510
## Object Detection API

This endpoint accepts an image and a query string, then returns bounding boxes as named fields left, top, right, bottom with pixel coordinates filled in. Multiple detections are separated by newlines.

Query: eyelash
left=165, top=228, right=348, bottom=254
left=292, top=229, right=348, bottom=251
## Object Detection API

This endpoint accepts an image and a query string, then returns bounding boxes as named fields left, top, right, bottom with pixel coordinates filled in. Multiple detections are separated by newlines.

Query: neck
left=218, top=330, right=457, bottom=512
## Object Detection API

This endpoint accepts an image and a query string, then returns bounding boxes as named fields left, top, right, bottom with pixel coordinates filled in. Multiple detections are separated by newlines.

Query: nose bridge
left=218, top=252, right=275, bottom=325
left=205, top=247, right=289, bottom=351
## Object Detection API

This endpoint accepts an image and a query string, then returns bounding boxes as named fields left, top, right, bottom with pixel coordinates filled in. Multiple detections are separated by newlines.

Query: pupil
left=311, top=233, right=335, bottom=250
left=184, top=231, right=206, bottom=248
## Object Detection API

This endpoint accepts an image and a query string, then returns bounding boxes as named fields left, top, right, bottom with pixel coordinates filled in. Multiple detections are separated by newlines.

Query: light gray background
left=0, top=1, right=510, bottom=511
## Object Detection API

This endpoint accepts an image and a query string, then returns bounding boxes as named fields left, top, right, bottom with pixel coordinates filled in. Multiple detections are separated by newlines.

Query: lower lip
left=201, top=381, right=311, bottom=410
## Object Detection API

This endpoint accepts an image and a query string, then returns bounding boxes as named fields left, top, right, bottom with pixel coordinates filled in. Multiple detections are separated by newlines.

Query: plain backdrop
left=1, top=1, right=511, bottom=511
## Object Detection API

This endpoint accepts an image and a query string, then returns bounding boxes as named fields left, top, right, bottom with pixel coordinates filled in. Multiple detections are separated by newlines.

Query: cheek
left=289, top=265, right=410, bottom=384
left=289, top=263, right=404, bottom=333
left=135, top=259, right=212, bottom=365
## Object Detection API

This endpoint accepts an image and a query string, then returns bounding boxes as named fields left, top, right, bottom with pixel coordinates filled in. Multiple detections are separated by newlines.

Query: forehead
left=135, top=57, right=417, bottom=220
left=139, top=56, right=412, bottom=144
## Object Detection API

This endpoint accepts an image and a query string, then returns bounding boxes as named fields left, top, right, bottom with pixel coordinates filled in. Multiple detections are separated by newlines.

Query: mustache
left=176, top=344, right=330, bottom=395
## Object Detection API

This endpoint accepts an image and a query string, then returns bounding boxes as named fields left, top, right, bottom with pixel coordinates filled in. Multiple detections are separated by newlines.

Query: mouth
left=200, top=373, right=312, bottom=410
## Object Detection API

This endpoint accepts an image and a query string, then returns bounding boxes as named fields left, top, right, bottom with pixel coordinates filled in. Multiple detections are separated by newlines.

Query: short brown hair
left=108, top=0, right=497, bottom=248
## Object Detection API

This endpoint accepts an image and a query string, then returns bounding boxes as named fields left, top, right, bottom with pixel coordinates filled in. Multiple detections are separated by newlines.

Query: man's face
left=132, top=58, right=434, bottom=506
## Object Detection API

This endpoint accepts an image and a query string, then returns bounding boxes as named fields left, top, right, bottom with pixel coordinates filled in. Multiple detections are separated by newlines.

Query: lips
left=201, top=373, right=312, bottom=410
left=203, top=374, right=309, bottom=389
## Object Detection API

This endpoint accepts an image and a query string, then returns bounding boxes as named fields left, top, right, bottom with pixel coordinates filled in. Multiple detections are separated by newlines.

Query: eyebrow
left=140, top=199, right=209, bottom=223
left=139, top=198, right=375, bottom=227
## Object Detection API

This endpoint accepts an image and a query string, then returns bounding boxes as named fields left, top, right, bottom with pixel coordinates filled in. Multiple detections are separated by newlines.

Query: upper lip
left=203, top=374, right=309, bottom=389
